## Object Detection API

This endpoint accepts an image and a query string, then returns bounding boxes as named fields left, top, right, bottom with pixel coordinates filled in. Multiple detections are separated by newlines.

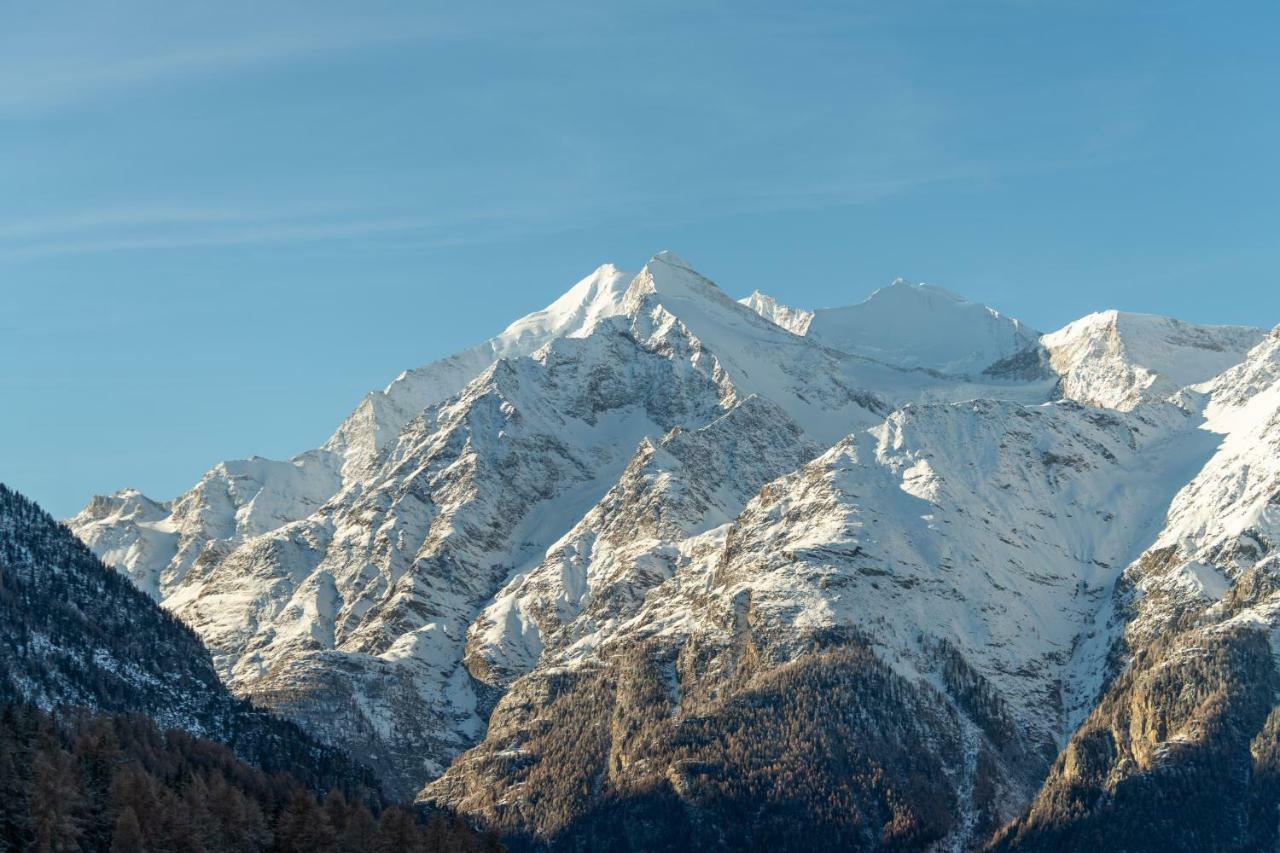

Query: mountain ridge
left=65, top=252, right=1280, bottom=849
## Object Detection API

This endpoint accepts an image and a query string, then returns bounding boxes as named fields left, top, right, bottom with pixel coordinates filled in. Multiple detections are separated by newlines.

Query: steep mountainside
left=67, top=252, right=1280, bottom=850
left=0, top=484, right=370, bottom=794
left=323, top=262, right=635, bottom=484
left=423, top=398, right=1208, bottom=849
left=465, top=394, right=820, bottom=690
left=994, top=327, right=1280, bottom=851
left=72, top=264, right=635, bottom=605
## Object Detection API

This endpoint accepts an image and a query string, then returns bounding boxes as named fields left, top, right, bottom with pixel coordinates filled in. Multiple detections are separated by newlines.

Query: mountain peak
left=873, top=277, right=969, bottom=305
left=322, top=261, right=636, bottom=480
left=738, top=290, right=814, bottom=335
left=1042, top=310, right=1268, bottom=410
left=628, top=251, right=736, bottom=310
left=495, top=262, right=631, bottom=351
left=650, top=249, right=693, bottom=269
left=73, top=487, right=169, bottom=525
left=805, top=279, right=1039, bottom=376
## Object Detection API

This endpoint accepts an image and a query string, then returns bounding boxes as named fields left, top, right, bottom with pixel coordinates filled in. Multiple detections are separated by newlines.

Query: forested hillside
left=0, top=483, right=498, bottom=851
left=0, top=704, right=500, bottom=852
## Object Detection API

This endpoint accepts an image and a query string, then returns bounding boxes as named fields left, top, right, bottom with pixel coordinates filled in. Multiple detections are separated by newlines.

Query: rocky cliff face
left=68, top=253, right=1280, bottom=850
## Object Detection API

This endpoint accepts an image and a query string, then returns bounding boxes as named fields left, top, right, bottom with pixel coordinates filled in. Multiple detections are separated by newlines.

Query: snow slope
left=991, top=328, right=1280, bottom=849
left=425, top=396, right=1211, bottom=846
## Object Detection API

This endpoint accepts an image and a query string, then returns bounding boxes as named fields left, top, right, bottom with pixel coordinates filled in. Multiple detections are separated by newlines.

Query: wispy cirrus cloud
left=0, top=203, right=338, bottom=242
left=0, top=167, right=968, bottom=262
left=0, top=186, right=637, bottom=260
left=0, top=6, right=461, bottom=116
left=0, top=1, right=1145, bottom=263
left=0, top=205, right=494, bottom=259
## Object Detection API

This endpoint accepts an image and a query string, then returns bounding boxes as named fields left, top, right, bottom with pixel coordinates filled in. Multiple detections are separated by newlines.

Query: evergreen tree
left=375, top=806, right=424, bottom=853
left=110, top=807, right=146, bottom=853
left=29, top=747, right=85, bottom=853
left=274, top=789, right=337, bottom=853
left=337, top=801, right=377, bottom=853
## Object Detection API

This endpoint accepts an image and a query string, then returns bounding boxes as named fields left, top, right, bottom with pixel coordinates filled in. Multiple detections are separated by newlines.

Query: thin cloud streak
left=0, top=211, right=532, bottom=260
left=0, top=202, right=352, bottom=241
left=0, top=157, right=1060, bottom=262
left=0, top=17, right=455, bottom=116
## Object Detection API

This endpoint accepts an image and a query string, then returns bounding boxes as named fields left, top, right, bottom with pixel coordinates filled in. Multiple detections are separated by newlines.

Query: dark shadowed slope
left=0, top=482, right=369, bottom=794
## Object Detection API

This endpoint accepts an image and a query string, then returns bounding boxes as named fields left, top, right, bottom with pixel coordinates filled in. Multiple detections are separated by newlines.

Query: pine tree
left=338, top=802, right=377, bottom=853
left=28, top=747, right=86, bottom=853
left=110, top=807, right=146, bottom=853
left=0, top=702, right=493, bottom=853
left=423, top=811, right=451, bottom=851
left=323, top=789, right=350, bottom=834
left=0, top=709, right=34, bottom=850
left=275, top=789, right=337, bottom=853
left=375, top=806, right=423, bottom=853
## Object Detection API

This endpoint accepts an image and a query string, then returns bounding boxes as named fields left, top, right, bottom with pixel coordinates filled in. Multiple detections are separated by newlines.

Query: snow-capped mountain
left=425, top=397, right=1204, bottom=845
left=1040, top=309, right=1265, bottom=411
left=738, top=283, right=1264, bottom=404
left=804, top=279, right=1041, bottom=377
left=70, top=253, right=1055, bottom=797
left=69, top=252, right=1280, bottom=849
left=73, top=263, right=634, bottom=605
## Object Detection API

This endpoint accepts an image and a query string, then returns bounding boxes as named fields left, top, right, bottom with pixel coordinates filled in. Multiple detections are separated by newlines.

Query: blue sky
left=2, top=1, right=1277, bottom=518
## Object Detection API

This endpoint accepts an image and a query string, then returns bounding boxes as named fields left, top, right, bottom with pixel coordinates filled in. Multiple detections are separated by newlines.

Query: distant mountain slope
left=802, top=279, right=1041, bottom=376
left=71, top=263, right=635, bottom=605
left=740, top=281, right=1265, bottom=408
left=0, top=483, right=369, bottom=794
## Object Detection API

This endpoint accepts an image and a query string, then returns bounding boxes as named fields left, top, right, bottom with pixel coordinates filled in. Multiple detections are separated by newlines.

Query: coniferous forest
left=0, top=703, right=500, bottom=853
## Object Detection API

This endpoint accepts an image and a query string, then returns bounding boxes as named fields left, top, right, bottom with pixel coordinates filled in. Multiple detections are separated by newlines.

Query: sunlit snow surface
left=71, top=252, right=1280, bottom=803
